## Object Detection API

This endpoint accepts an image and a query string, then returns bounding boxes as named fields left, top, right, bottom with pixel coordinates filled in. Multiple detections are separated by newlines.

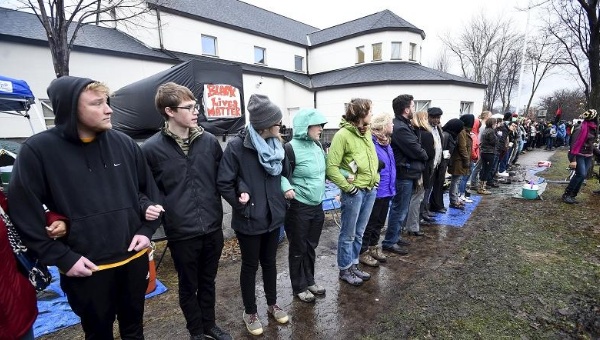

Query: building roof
left=0, top=7, right=173, bottom=61
left=309, top=10, right=425, bottom=46
left=311, top=62, right=486, bottom=89
left=147, top=0, right=319, bottom=46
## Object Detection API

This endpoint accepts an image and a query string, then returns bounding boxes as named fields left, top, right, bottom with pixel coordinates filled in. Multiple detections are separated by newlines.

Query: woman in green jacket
left=326, top=98, right=379, bottom=286
left=282, top=108, right=328, bottom=303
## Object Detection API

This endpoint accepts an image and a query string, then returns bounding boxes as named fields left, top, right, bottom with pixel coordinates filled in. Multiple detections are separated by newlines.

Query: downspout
left=156, top=9, right=164, bottom=50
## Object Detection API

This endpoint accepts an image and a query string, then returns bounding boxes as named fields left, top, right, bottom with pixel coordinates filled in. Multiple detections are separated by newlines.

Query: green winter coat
left=326, top=118, right=380, bottom=193
left=281, top=109, right=328, bottom=205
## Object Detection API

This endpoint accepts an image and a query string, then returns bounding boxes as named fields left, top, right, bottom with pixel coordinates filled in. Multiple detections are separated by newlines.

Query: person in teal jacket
left=281, top=108, right=328, bottom=303
left=326, top=98, right=380, bottom=287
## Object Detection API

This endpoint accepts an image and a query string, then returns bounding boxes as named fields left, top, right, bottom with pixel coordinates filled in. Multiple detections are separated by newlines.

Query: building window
left=409, top=43, right=417, bottom=61
left=372, top=43, right=382, bottom=61
left=460, top=101, right=473, bottom=114
left=202, top=35, right=217, bottom=56
left=391, top=42, right=402, bottom=60
left=356, top=46, right=365, bottom=64
left=254, top=46, right=266, bottom=64
left=40, top=99, right=55, bottom=129
left=414, top=100, right=431, bottom=112
left=294, top=55, right=304, bottom=72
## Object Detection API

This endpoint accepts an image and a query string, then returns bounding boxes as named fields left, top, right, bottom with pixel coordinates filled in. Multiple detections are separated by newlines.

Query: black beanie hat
left=247, top=94, right=283, bottom=130
left=503, top=111, right=512, bottom=122
left=459, top=114, right=475, bottom=129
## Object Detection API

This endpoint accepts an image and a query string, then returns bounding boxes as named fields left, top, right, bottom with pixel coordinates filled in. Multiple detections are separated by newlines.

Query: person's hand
left=346, top=174, right=355, bottom=183
left=284, top=189, right=295, bottom=200
left=65, top=256, right=97, bottom=277
left=46, top=220, right=67, bottom=239
left=128, top=235, right=151, bottom=252
left=145, top=204, right=164, bottom=221
left=239, top=192, right=250, bottom=204
left=569, top=161, right=577, bottom=169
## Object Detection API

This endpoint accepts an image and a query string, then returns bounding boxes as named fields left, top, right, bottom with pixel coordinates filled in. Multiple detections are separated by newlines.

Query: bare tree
left=430, top=50, right=450, bottom=73
left=523, top=30, right=562, bottom=115
left=538, top=89, right=587, bottom=122
left=14, top=0, right=159, bottom=77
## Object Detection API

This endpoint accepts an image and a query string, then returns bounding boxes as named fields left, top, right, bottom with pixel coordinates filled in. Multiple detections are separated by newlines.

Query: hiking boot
left=267, top=304, right=289, bottom=324
left=562, top=193, right=577, bottom=204
left=396, top=238, right=411, bottom=246
left=359, top=251, right=379, bottom=267
left=203, top=325, right=232, bottom=340
left=351, top=264, right=371, bottom=281
left=369, top=246, right=387, bottom=263
left=477, top=183, right=491, bottom=195
left=383, top=244, right=409, bottom=255
left=242, top=312, right=263, bottom=336
left=296, top=290, right=315, bottom=303
left=307, top=284, right=326, bottom=295
left=339, top=268, right=363, bottom=286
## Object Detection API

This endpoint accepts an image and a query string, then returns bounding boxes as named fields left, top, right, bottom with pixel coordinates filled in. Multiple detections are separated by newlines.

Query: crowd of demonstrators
left=217, top=94, right=290, bottom=335
left=563, top=109, right=599, bottom=204
left=359, top=112, right=395, bottom=268
left=382, top=95, right=428, bottom=256
left=326, top=98, right=379, bottom=286
left=282, top=108, right=328, bottom=303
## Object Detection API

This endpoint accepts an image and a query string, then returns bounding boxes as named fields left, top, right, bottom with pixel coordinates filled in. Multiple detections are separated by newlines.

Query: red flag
left=555, top=106, right=562, bottom=117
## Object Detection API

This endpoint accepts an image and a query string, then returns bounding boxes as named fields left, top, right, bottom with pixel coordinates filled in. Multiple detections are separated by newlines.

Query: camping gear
left=0, top=75, right=46, bottom=136
left=522, top=184, right=539, bottom=200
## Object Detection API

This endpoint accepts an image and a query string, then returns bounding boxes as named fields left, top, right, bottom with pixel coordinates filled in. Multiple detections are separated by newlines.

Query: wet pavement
left=42, top=148, right=556, bottom=340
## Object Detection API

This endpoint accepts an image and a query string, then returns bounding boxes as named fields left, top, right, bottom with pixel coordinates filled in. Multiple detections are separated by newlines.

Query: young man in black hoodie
left=8, top=76, right=163, bottom=339
left=141, top=83, right=231, bottom=340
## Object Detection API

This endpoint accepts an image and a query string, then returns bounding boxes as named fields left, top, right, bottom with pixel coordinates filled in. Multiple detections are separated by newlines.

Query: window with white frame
left=254, top=46, right=266, bottom=64
left=356, top=46, right=365, bottom=64
left=202, top=35, right=217, bottom=56
left=409, top=43, right=417, bottom=61
left=414, top=100, right=431, bottom=112
left=460, top=101, right=473, bottom=114
left=294, top=55, right=304, bottom=72
left=391, top=42, right=402, bottom=60
left=372, top=43, right=382, bottom=61
left=41, top=99, right=55, bottom=129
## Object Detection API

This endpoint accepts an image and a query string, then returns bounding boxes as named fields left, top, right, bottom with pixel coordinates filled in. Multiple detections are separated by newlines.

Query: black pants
left=60, top=253, right=148, bottom=340
left=236, top=228, right=279, bottom=314
left=169, top=230, right=224, bottom=336
left=430, top=161, right=447, bottom=211
left=480, top=153, right=495, bottom=184
left=284, top=200, right=324, bottom=294
left=361, top=196, right=392, bottom=253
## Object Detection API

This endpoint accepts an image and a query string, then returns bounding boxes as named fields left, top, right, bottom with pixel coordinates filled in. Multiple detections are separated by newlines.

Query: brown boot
left=369, top=246, right=387, bottom=263
left=359, top=251, right=379, bottom=267
left=477, top=182, right=491, bottom=195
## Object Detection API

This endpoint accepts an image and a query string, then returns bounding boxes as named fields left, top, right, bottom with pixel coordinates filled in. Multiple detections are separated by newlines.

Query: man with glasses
left=141, top=83, right=231, bottom=340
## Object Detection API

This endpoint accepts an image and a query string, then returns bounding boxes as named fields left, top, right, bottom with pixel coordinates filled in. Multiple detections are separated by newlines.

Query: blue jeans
left=499, top=147, right=512, bottom=173
left=566, top=155, right=593, bottom=196
left=337, top=188, right=377, bottom=270
left=459, top=162, right=475, bottom=194
left=382, top=179, right=413, bottom=248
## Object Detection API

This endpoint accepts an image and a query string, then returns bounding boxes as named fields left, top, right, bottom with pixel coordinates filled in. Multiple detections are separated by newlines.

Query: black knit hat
left=459, top=114, right=475, bottom=128
left=247, top=94, right=283, bottom=130
left=427, top=107, right=443, bottom=117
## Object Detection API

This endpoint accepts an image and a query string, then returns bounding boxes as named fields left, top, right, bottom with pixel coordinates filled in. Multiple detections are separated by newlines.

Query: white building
left=0, top=0, right=486, bottom=139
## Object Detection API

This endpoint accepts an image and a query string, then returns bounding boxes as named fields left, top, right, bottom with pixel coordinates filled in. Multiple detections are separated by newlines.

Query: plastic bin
left=522, top=184, right=539, bottom=200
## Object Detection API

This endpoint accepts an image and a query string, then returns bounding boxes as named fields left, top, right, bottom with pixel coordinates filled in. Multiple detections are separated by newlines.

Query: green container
left=521, top=185, right=538, bottom=200
left=0, top=166, right=12, bottom=190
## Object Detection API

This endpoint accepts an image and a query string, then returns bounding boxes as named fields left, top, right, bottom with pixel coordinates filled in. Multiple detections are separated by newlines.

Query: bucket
left=522, top=184, right=539, bottom=200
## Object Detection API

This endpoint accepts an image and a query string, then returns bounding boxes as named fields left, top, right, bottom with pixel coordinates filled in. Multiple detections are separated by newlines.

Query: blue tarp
left=0, top=74, right=35, bottom=112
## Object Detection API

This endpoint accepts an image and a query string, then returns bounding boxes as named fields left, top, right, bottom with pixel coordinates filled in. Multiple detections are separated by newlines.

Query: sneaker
left=497, top=171, right=509, bottom=177
left=296, top=290, right=315, bottom=303
left=267, top=304, right=289, bottom=324
left=242, top=312, right=263, bottom=336
left=204, top=325, right=232, bottom=340
left=460, top=195, right=474, bottom=203
left=449, top=203, right=465, bottom=210
left=369, top=246, right=387, bottom=263
left=562, top=194, right=579, bottom=204
left=351, top=264, right=371, bottom=281
left=339, top=268, right=363, bottom=286
left=359, top=252, right=379, bottom=267
left=307, top=284, right=326, bottom=295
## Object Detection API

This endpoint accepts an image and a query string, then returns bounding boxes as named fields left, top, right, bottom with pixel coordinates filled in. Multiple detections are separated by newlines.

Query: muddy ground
left=41, top=148, right=600, bottom=339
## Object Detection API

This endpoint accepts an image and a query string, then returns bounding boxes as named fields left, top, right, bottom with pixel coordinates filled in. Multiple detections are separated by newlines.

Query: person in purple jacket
left=359, top=113, right=398, bottom=267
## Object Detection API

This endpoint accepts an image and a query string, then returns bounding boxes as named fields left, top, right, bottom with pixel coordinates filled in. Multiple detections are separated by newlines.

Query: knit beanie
left=503, top=111, right=512, bottom=122
left=247, top=94, right=283, bottom=130
left=459, top=114, right=475, bottom=128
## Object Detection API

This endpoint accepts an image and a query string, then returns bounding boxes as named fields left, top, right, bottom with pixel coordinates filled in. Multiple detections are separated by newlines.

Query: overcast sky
left=243, top=0, right=578, bottom=107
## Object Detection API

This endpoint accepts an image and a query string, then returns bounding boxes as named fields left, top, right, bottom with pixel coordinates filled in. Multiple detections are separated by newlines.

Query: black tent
left=111, top=59, right=245, bottom=139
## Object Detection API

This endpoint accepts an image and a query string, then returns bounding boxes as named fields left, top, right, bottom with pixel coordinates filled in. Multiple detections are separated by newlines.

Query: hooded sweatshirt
left=281, top=108, right=328, bottom=205
left=8, top=76, right=161, bottom=272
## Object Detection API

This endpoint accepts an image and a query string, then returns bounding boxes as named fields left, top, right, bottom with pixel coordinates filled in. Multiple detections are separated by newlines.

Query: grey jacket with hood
left=8, top=76, right=161, bottom=272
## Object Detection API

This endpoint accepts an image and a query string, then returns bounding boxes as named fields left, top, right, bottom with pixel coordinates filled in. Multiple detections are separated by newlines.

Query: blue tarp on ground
left=34, top=266, right=167, bottom=338
left=429, top=193, right=481, bottom=227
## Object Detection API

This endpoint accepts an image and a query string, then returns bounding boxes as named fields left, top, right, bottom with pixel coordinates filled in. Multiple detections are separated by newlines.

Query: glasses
left=172, top=103, right=200, bottom=112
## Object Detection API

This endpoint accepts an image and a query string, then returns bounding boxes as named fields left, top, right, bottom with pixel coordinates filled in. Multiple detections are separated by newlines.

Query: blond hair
left=412, top=111, right=432, bottom=131
left=84, top=82, right=110, bottom=97
left=479, top=110, right=492, bottom=120
left=371, top=112, right=393, bottom=132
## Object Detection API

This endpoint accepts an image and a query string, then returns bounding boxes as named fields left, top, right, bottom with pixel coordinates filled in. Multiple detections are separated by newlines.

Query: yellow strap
left=95, top=248, right=148, bottom=271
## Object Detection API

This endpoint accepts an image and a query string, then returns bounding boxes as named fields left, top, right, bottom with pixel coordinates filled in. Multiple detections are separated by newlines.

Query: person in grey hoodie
left=281, top=108, right=328, bottom=303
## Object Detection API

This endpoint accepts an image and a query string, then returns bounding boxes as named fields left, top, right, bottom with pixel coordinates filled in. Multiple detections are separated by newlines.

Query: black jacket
left=391, top=115, right=428, bottom=180
left=415, top=127, right=435, bottom=187
left=480, top=127, right=498, bottom=154
left=141, top=129, right=223, bottom=241
left=8, top=76, right=161, bottom=272
left=217, top=129, right=287, bottom=235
